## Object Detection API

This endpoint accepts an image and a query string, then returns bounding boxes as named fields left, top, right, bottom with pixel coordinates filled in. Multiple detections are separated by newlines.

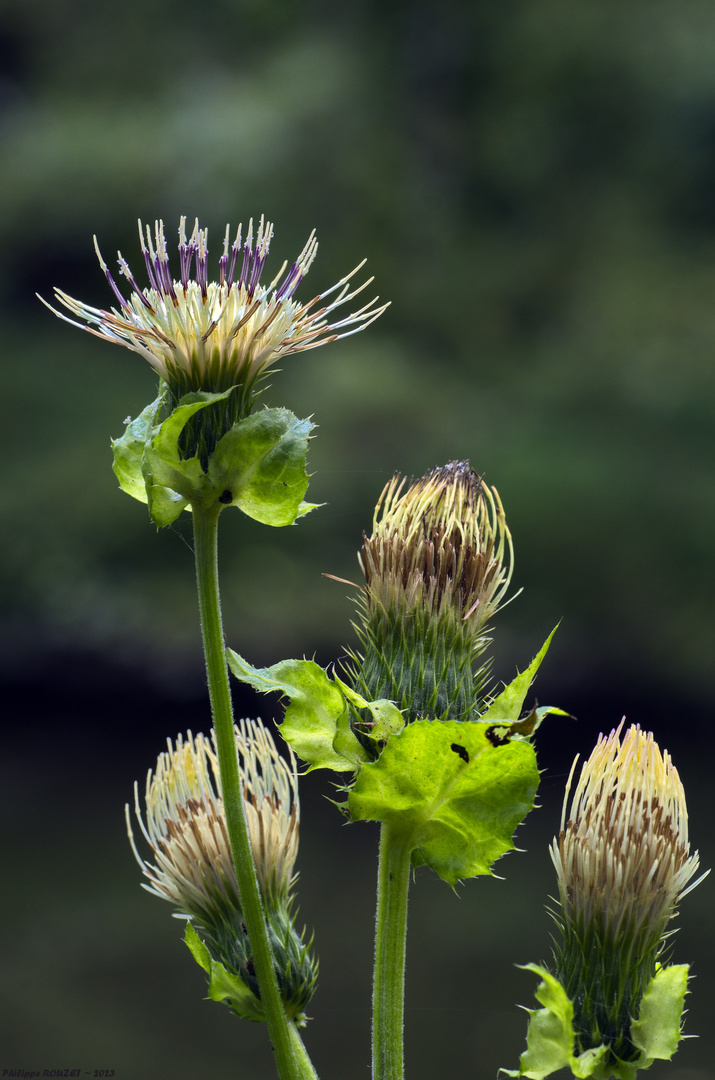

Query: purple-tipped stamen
left=104, top=266, right=130, bottom=312
left=248, top=249, right=267, bottom=297
left=246, top=218, right=272, bottom=298
left=275, top=262, right=303, bottom=302
left=226, top=225, right=242, bottom=289
left=158, top=251, right=177, bottom=301
left=219, top=225, right=230, bottom=288
left=152, top=221, right=176, bottom=301
left=92, top=237, right=131, bottom=312
left=117, top=255, right=154, bottom=312
left=237, top=219, right=254, bottom=290
left=195, top=226, right=209, bottom=299
left=138, top=221, right=161, bottom=294
left=185, top=226, right=199, bottom=290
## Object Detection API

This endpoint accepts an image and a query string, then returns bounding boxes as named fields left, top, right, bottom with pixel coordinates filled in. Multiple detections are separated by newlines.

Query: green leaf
left=226, top=652, right=358, bottom=771
left=209, top=408, right=315, bottom=526
left=503, top=964, right=689, bottom=1079
left=485, top=704, right=572, bottom=747
left=205, top=957, right=266, bottom=1022
left=152, top=391, right=232, bottom=465
left=501, top=965, right=609, bottom=1079
left=111, top=394, right=163, bottom=503
left=143, top=394, right=219, bottom=505
left=482, top=626, right=559, bottom=723
left=330, top=680, right=403, bottom=767
left=112, top=390, right=233, bottom=522
left=630, top=964, right=689, bottom=1067
left=135, top=391, right=230, bottom=523
left=333, top=676, right=405, bottom=741
left=184, top=923, right=265, bottom=1023
left=348, top=719, right=540, bottom=884
left=142, top=474, right=189, bottom=526
left=333, top=702, right=373, bottom=768
left=184, top=920, right=212, bottom=973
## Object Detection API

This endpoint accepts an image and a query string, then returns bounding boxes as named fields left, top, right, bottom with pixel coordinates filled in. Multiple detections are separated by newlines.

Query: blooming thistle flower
left=347, top=461, right=513, bottom=735
left=126, top=718, right=316, bottom=1022
left=550, top=722, right=704, bottom=1066
left=42, top=216, right=388, bottom=466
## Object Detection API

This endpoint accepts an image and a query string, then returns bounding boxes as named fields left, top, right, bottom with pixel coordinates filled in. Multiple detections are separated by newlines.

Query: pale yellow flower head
left=552, top=721, right=702, bottom=940
left=126, top=718, right=299, bottom=920
left=361, top=461, right=513, bottom=630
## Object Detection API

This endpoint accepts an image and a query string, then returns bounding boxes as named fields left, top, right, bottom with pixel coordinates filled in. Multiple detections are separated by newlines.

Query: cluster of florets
left=126, top=718, right=315, bottom=1022
left=551, top=722, right=702, bottom=1063
left=361, top=461, right=513, bottom=630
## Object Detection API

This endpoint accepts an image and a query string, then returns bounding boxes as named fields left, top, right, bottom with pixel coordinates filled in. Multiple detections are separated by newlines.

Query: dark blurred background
left=1, top=1, right=714, bottom=1077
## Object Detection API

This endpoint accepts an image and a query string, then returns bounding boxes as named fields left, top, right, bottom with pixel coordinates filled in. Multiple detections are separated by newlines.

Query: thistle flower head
left=361, top=460, right=513, bottom=630
left=553, top=722, right=700, bottom=942
left=43, top=215, right=388, bottom=411
left=347, top=461, right=513, bottom=731
left=550, top=721, right=704, bottom=1062
left=127, top=718, right=299, bottom=915
left=126, top=719, right=316, bottom=1021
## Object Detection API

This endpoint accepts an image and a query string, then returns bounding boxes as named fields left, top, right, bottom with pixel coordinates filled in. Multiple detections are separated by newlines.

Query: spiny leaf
left=349, top=719, right=539, bottom=884
left=481, top=626, right=559, bottom=723
left=226, top=652, right=358, bottom=771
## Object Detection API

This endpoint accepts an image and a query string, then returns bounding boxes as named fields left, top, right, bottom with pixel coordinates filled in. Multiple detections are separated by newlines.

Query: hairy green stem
left=192, top=502, right=317, bottom=1080
left=288, top=1022, right=319, bottom=1079
left=373, top=823, right=412, bottom=1080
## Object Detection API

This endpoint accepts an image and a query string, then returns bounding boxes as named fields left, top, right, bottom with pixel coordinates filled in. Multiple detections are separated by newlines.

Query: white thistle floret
left=551, top=721, right=704, bottom=939
left=126, top=718, right=299, bottom=920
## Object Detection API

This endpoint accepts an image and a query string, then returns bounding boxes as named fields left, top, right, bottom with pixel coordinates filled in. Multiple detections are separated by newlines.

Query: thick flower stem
left=288, top=1022, right=319, bottom=1080
left=372, top=823, right=412, bottom=1080
left=192, top=502, right=317, bottom=1080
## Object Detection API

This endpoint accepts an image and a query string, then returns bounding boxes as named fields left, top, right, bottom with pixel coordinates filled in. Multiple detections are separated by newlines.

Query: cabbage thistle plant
left=42, top=215, right=706, bottom=1080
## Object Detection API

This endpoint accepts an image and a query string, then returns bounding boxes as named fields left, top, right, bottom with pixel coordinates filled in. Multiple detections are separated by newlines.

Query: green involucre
left=185, top=921, right=265, bottom=1024
left=351, top=600, right=490, bottom=724
left=184, top=902, right=318, bottom=1027
left=111, top=390, right=316, bottom=527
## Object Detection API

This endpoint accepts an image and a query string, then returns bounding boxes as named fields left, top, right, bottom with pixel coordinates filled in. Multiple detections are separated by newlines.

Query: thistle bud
left=126, top=718, right=317, bottom=1024
left=506, top=723, right=706, bottom=1079
left=349, top=461, right=513, bottom=730
left=551, top=723, right=701, bottom=1062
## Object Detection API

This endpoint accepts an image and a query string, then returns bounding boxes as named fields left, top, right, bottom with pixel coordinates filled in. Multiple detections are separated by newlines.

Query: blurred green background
left=1, top=1, right=714, bottom=1077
